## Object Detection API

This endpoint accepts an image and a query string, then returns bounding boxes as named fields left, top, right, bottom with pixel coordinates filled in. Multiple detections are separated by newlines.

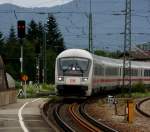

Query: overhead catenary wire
left=0, top=0, right=150, bottom=50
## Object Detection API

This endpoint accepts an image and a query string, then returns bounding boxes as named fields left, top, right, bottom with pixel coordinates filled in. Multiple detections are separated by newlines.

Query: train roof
left=56, top=49, right=93, bottom=59
left=93, top=54, right=150, bottom=68
left=57, top=49, right=150, bottom=69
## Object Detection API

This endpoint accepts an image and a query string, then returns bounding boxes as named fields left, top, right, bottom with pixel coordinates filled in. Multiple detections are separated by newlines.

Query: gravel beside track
left=85, top=98, right=150, bottom=132
left=136, top=98, right=150, bottom=117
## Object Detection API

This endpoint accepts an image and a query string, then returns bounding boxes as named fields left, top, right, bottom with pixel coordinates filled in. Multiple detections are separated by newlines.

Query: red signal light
left=17, top=20, right=26, bottom=38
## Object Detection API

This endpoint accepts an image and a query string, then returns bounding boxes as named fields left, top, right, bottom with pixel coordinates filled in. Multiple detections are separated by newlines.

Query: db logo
left=70, top=79, right=76, bottom=84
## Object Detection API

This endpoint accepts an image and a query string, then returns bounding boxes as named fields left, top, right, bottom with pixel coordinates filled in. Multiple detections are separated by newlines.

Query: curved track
left=51, top=100, right=118, bottom=132
left=42, top=97, right=118, bottom=132
left=136, top=97, right=150, bottom=118
left=69, top=103, right=100, bottom=132
left=79, top=102, right=118, bottom=132
left=53, top=103, right=75, bottom=132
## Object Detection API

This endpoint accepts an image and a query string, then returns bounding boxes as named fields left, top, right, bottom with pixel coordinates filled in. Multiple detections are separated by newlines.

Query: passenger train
left=55, top=49, right=150, bottom=96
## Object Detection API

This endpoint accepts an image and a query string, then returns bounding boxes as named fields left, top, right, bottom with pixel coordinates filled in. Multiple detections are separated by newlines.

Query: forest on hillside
left=0, top=14, right=65, bottom=83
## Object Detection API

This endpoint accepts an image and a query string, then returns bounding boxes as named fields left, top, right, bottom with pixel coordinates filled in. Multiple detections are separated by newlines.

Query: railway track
left=49, top=99, right=118, bottom=132
left=136, top=97, right=150, bottom=118
left=79, top=102, right=118, bottom=132
left=53, top=103, right=75, bottom=132
left=69, top=103, right=100, bottom=132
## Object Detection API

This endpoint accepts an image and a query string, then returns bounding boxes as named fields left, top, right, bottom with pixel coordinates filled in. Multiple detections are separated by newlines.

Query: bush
left=132, top=81, right=145, bottom=93
left=40, top=83, right=55, bottom=92
left=15, top=81, right=21, bottom=89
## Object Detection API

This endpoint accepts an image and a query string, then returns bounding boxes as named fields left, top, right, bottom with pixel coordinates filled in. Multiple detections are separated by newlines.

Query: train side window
left=105, top=66, right=119, bottom=76
left=141, top=69, right=143, bottom=76
left=120, top=68, right=122, bottom=76
left=144, top=69, right=150, bottom=76
left=94, top=65, right=98, bottom=75
left=124, top=68, right=138, bottom=76
left=94, top=64, right=104, bottom=76
left=131, top=69, right=138, bottom=76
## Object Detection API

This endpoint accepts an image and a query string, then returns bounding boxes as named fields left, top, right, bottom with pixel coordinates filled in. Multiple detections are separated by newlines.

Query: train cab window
left=59, top=57, right=91, bottom=76
left=60, top=58, right=89, bottom=71
left=144, top=69, right=150, bottom=76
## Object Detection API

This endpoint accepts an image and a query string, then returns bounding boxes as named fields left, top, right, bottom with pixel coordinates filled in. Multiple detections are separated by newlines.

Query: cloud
left=0, top=0, right=73, bottom=7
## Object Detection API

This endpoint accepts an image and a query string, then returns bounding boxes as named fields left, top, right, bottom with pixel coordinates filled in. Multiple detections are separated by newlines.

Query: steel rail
left=69, top=103, right=100, bottom=132
left=136, top=97, right=150, bottom=118
left=79, top=103, right=119, bottom=132
left=40, top=101, right=60, bottom=132
left=53, top=103, right=75, bottom=132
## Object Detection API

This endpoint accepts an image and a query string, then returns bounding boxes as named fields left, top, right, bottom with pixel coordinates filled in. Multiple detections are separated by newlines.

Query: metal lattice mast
left=89, top=0, right=93, bottom=53
left=123, top=0, right=132, bottom=96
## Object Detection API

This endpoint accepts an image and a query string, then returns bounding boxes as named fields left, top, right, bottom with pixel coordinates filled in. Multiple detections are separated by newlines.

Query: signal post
left=17, top=20, right=26, bottom=85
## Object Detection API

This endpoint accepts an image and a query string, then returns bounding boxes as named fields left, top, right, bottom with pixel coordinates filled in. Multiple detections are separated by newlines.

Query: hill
left=0, top=0, right=150, bottom=50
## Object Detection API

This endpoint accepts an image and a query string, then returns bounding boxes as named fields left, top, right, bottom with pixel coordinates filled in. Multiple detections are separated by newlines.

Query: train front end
left=55, top=49, right=93, bottom=96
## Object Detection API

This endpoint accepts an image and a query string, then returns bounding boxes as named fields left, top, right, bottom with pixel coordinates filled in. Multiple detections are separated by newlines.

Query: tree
left=37, top=22, right=44, bottom=43
left=27, top=20, right=39, bottom=41
left=23, top=40, right=36, bottom=81
left=35, top=22, right=44, bottom=54
left=8, top=26, right=17, bottom=43
left=4, top=26, right=20, bottom=79
left=0, top=31, right=4, bottom=56
left=94, top=50, right=109, bottom=57
left=0, top=32, right=4, bottom=44
left=2, top=17, right=65, bottom=83
left=46, top=14, right=65, bottom=54
left=94, top=49, right=122, bottom=59
left=25, top=20, right=42, bottom=81
left=27, top=21, right=44, bottom=55
left=45, top=15, right=66, bottom=83
left=37, top=22, right=44, bottom=82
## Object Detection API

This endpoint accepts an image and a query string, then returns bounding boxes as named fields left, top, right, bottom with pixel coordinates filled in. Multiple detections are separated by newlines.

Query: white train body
left=55, top=49, right=150, bottom=96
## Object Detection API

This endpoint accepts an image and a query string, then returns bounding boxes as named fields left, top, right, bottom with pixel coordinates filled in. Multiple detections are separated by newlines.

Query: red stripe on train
left=93, top=78, right=150, bottom=84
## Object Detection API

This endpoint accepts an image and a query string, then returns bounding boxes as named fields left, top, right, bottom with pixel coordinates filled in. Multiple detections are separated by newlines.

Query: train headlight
left=82, top=77, right=88, bottom=82
left=58, top=77, right=64, bottom=81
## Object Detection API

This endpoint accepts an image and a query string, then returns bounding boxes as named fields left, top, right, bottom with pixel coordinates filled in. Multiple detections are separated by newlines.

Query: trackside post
left=127, top=99, right=134, bottom=123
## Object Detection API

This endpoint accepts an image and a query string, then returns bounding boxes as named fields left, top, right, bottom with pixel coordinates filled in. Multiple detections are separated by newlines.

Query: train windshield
left=59, top=57, right=90, bottom=76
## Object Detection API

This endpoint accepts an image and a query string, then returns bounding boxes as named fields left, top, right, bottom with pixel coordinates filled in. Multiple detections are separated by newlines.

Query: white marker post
left=24, top=80, right=27, bottom=98
left=21, top=75, right=28, bottom=98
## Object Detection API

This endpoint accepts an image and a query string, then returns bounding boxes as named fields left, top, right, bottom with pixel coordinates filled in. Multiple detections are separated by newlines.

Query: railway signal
left=17, top=20, right=26, bottom=38
left=17, top=20, right=26, bottom=86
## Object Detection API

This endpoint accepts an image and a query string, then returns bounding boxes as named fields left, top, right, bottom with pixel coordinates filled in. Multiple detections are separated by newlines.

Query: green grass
left=131, top=92, right=150, bottom=98
left=117, top=91, right=150, bottom=99
left=17, top=83, right=55, bottom=98
left=117, top=82, right=150, bottom=99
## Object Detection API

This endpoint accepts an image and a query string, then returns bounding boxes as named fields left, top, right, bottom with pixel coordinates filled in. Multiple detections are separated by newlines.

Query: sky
left=0, top=0, right=73, bottom=7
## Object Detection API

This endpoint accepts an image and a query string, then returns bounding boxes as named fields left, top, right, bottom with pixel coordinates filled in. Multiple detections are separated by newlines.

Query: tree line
left=0, top=14, right=65, bottom=83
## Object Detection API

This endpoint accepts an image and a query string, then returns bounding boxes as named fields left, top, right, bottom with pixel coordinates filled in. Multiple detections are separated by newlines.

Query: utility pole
left=43, top=24, right=47, bottom=83
left=89, top=0, right=93, bottom=53
left=123, top=0, right=132, bottom=97
left=36, top=54, right=40, bottom=84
